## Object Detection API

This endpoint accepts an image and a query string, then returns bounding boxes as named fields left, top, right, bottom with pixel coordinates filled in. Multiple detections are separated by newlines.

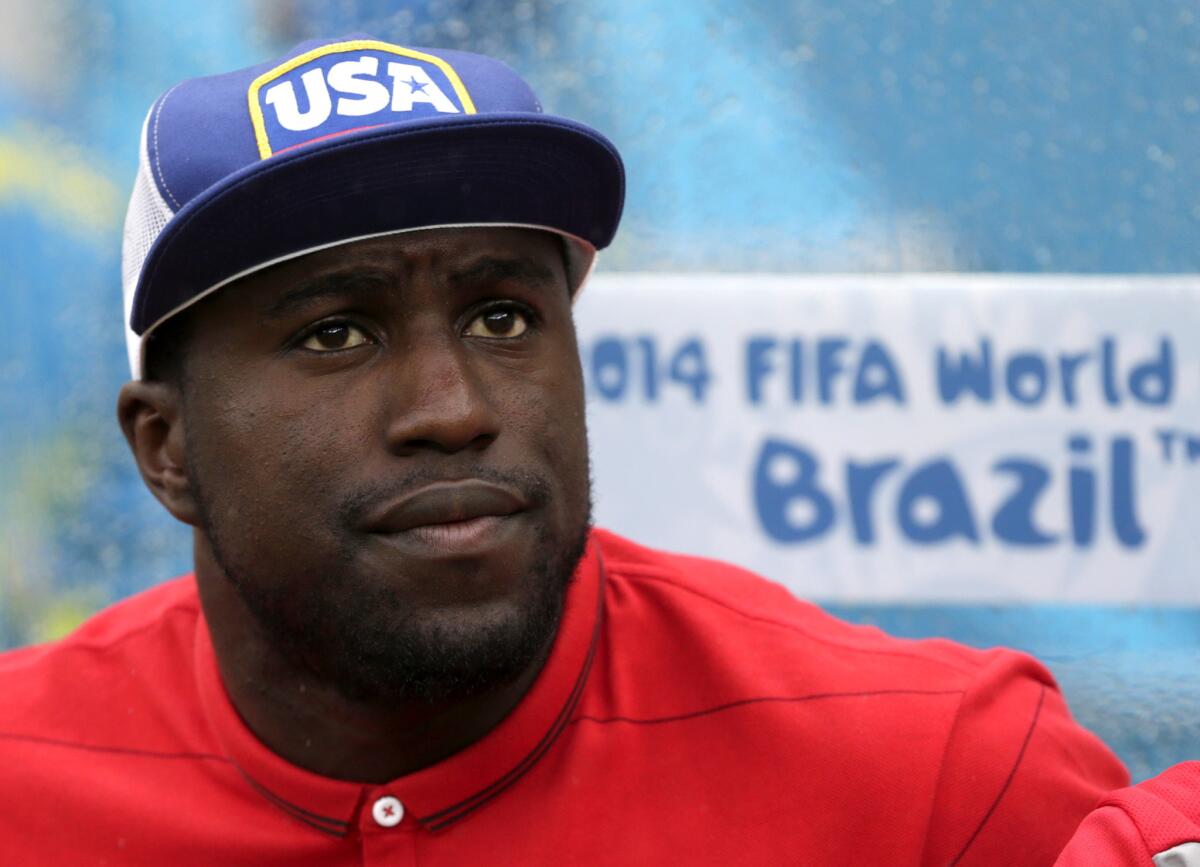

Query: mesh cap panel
left=121, top=112, right=176, bottom=378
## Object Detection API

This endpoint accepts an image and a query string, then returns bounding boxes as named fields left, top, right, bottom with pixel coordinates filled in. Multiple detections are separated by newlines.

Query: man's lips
left=362, top=480, right=530, bottom=535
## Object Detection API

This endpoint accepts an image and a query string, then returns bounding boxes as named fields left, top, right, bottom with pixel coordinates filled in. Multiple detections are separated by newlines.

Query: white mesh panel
left=121, top=111, right=175, bottom=378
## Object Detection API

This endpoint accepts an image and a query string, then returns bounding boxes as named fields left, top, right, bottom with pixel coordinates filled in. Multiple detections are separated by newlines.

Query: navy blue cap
left=121, top=37, right=625, bottom=376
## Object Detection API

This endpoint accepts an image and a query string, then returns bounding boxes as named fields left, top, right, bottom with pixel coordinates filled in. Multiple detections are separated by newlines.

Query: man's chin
left=246, top=525, right=589, bottom=706
left=293, top=587, right=568, bottom=706
left=200, top=471, right=592, bottom=704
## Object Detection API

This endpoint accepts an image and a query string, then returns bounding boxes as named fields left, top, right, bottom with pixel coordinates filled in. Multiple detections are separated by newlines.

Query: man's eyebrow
left=260, top=270, right=389, bottom=321
left=447, top=257, right=558, bottom=292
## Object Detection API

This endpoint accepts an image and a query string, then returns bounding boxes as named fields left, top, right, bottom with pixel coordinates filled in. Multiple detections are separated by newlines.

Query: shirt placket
left=359, top=787, right=419, bottom=865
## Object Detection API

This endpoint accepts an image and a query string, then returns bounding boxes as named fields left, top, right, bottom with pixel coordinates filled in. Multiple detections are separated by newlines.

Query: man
left=0, top=35, right=1127, bottom=865
left=1055, top=763, right=1200, bottom=865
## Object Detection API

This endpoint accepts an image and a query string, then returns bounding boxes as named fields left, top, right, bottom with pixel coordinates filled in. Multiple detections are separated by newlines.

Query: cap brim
left=129, top=113, right=624, bottom=335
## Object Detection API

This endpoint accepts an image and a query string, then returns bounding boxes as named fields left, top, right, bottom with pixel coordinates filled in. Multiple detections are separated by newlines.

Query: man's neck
left=192, top=543, right=548, bottom=783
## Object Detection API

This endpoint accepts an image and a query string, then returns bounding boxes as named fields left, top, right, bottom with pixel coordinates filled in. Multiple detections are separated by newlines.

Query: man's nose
left=381, top=331, right=500, bottom=456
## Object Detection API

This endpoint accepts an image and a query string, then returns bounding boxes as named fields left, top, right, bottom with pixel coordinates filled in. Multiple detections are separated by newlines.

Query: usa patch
left=246, top=39, right=477, bottom=158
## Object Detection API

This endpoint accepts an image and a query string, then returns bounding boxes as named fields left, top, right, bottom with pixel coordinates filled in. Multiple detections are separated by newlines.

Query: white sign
left=575, top=274, right=1200, bottom=603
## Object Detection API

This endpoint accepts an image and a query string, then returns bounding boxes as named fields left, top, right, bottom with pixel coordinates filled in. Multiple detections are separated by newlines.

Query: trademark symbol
left=1155, top=429, right=1200, bottom=464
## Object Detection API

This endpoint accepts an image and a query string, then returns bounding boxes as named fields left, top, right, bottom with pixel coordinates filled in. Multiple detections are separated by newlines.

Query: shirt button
left=371, top=795, right=404, bottom=828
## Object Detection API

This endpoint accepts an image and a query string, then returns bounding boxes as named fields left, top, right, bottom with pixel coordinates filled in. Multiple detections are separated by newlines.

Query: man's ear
left=117, top=380, right=201, bottom=527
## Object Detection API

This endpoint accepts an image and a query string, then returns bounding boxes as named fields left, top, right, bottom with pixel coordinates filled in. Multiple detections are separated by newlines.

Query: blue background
left=0, top=0, right=1197, bottom=780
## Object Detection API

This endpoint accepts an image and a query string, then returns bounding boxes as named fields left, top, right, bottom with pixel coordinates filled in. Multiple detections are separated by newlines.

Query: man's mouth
left=362, top=479, right=530, bottom=554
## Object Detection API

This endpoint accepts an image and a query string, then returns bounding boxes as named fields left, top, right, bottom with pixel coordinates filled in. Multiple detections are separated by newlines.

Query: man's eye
left=300, top=322, right=371, bottom=352
left=464, top=307, right=530, bottom=339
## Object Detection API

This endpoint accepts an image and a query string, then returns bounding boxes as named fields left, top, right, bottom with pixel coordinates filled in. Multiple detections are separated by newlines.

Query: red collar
left=194, top=537, right=605, bottom=836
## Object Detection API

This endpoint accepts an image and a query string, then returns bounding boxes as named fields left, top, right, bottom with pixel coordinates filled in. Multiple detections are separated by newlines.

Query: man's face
left=174, top=226, right=592, bottom=704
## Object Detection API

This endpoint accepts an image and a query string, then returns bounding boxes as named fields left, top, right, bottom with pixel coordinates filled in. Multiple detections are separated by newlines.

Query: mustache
left=337, top=465, right=552, bottom=527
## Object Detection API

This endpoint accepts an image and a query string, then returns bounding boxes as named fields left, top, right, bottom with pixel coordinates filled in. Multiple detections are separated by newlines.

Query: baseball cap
left=121, top=36, right=625, bottom=378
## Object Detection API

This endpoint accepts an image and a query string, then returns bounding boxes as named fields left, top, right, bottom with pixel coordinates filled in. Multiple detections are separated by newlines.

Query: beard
left=191, top=460, right=592, bottom=707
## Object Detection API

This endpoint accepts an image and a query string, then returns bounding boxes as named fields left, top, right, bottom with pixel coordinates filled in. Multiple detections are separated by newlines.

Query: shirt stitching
left=0, top=733, right=353, bottom=840
left=569, top=688, right=964, bottom=727
left=0, top=598, right=198, bottom=667
left=613, top=566, right=976, bottom=677
left=415, top=557, right=607, bottom=832
left=233, top=765, right=350, bottom=837
left=421, top=630, right=594, bottom=832
left=948, top=684, right=1047, bottom=866
left=1094, top=796, right=1182, bottom=862
left=152, top=83, right=184, bottom=209
left=1120, top=805, right=1158, bottom=862
left=0, top=730, right=229, bottom=764
left=918, top=686, right=969, bottom=866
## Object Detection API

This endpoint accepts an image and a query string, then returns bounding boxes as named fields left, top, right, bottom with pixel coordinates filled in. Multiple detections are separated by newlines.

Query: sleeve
left=920, top=650, right=1130, bottom=867
left=1054, top=805, right=1153, bottom=866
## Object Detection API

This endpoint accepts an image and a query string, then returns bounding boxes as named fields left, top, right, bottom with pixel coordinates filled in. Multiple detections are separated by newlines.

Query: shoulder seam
left=609, top=566, right=976, bottom=677
left=918, top=684, right=970, bottom=865
left=0, top=598, right=199, bottom=668
left=1127, top=805, right=1160, bottom=863
left=948, top=684, right=1047, bottom=866
left=570, top=688, right=964, bottom=728
left=1099, top=794, right=1188, bottom=861
left=49, top=599, right=198, bottom=654
left=0, top=730, right=229, bottom=764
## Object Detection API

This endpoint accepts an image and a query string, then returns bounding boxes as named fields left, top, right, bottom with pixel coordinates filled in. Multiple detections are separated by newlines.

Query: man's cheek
left=198, top=413, right=330, bottom=517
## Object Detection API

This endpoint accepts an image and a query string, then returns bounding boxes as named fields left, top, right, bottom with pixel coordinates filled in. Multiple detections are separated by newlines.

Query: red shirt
left=0, top=529, right=1126, bottom=865
left=1055, top=763, right=1200, bottom=866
